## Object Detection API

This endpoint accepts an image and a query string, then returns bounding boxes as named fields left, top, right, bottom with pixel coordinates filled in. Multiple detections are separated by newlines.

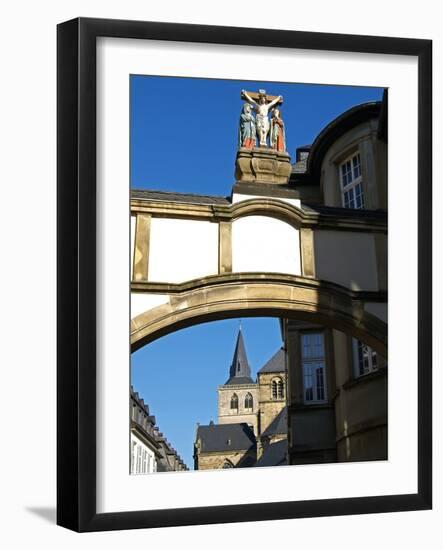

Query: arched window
left=230, top=393, right=238, bottom=410
left=271, top=378, right=284, bottom=399
left=271, top=380, right=277, bottom=399
left=244, top=392, right=253, bottom=410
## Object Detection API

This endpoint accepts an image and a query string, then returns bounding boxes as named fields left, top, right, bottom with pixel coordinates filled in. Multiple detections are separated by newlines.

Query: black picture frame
left=57, top=17, right=432, bottom=532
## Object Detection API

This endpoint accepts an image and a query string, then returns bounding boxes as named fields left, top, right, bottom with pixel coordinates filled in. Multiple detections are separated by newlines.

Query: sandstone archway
left=131, top=273, right=387, bottom=356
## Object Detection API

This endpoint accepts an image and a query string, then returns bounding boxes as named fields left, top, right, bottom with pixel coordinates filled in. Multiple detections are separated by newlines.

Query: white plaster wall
left=131, top=293, right=169, bottom=320
left=148, top=218, right=219, bottom=283
left=130, top=215, right=136, bottom=280
left=314, top=230, right=378, bottom=290
left=232, top=215, right=301, bottom=275
left=232, top=193, right=301, bottom=208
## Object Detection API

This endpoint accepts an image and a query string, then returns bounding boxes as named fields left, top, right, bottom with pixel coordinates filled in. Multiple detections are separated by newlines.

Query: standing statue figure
left=270, top=108, right=286, bottom=152
left=238, top=103, right=256, bottom=149
left=241, top=90, right=283, bottom=147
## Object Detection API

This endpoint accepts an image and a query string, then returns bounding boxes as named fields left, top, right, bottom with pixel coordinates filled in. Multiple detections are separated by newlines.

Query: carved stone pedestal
left=235, top=147, right=292, bottom=185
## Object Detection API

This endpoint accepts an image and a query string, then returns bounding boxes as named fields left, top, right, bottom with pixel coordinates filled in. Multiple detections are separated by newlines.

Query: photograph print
left=129, top=75, right=388, bottom=475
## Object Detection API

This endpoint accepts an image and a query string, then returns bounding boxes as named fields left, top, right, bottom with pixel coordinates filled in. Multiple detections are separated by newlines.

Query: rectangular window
left=353, top=338, right=378, bottom=377
left=130, top=441, right=137, bottom=474
left=339, top=152, right=364, bottom=209
left=136, top=445, right=142, bottom=474
left=301, top=332, right=327, bottom=403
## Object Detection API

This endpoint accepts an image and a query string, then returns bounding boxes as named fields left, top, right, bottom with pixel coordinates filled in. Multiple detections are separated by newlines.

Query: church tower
left=217, top=327, right=259, bottom=435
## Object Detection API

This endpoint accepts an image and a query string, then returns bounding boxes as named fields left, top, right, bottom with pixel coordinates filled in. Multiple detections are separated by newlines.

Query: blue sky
left=130, top=75, right=384, bottom=196
left=130, top=76, right=384, bottom=470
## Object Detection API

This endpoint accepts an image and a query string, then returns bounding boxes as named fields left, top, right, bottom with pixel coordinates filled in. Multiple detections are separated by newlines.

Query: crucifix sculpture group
left=238, top=89, right=286, bottom=152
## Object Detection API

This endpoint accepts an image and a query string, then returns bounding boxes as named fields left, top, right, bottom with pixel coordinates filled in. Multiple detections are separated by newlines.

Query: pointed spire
left=225, top=327, right=253, bottom=385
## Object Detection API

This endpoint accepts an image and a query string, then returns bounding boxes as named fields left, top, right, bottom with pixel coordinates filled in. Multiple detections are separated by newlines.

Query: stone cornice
left=217, top=383, right=257, bottom=390
left=131, top=272, right=388, bottom=303
left=341, top=365, right=387, bottom=390
left=131, top=197, right=387, bottom=233
left=196, top=448, right=256, bottom=457
left=130, top=273, right=388, bottom=358
left=335, top=415, right=387, bottom=443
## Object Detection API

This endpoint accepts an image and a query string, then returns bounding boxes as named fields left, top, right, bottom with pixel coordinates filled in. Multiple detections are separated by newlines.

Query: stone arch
left=229, top=198, right=304, bottom=229
left=131, top=273, right=387, bottom=357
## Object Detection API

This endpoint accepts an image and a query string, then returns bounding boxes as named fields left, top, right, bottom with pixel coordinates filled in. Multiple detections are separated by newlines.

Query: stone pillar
left=300, top=228, right=316, bottom=278
left=235, top=147, right=292, bottom=185
left=218, top=221, right=232, bottom=274
left=133, top=213, right=151, bottom=281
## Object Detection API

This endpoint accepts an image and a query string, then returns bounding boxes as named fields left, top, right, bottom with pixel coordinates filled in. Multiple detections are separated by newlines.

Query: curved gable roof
left=290, top=101, right=381, bottom=185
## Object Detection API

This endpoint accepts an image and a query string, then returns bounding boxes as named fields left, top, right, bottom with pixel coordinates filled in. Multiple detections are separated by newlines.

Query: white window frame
left=301, top=332, right=327, bottom=404
left=130, top=440, right=137, bottom=474
left=136, top=445, right=142, bottom=474
left=339, top=151, right=364, bottom=209
left=142, top=449, right=148, bottom=473
left=352, top=338, right=378, bottom=377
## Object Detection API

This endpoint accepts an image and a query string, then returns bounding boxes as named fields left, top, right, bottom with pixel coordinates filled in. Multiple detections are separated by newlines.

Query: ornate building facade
left=130, top=88, right=388, bottom=470
left=131, top=387, right=188, bottom=473
left=284, top=93, right=387, bottom=465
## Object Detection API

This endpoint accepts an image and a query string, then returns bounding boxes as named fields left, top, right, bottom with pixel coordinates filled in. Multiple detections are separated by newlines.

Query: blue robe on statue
left=238, top=105, right=256, bottom=148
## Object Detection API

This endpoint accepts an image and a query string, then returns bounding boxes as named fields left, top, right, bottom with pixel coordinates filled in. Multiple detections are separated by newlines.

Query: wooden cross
left=241, top=89, right=283, bottom=104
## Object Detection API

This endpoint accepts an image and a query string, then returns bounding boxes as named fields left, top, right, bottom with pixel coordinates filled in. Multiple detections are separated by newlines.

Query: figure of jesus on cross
left=241, top=89, right=283, bottom=147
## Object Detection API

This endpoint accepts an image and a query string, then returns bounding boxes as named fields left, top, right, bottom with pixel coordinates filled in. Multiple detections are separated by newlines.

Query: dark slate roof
left=254, top=439, right=288, bottom=467
left=258, top=348, right=285, bottom=374
left=225, top=329, right=254, bottom=385
left=302, top=203, right=387, bottom=220
left=261, top=407, right=287, bottom=438
left=131, top=188, right=230, bottom=205
left=196, top=423, right=256, bottom=453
